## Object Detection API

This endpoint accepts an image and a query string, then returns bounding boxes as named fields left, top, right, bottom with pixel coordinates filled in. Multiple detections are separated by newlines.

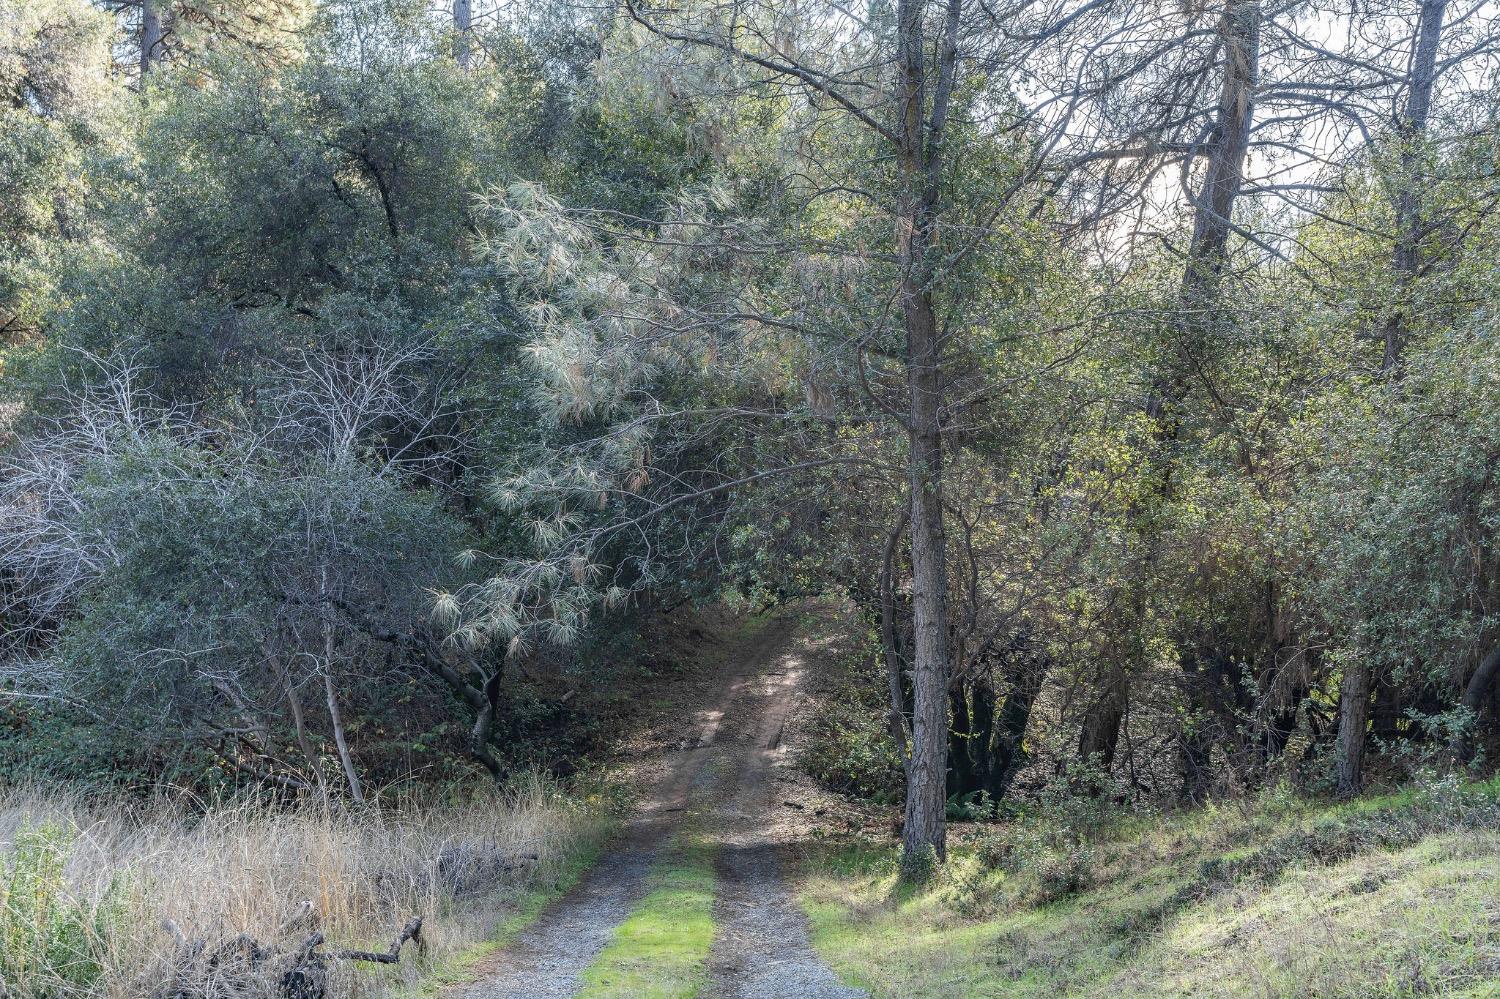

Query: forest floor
left=444, top=605, right=867, bottom=999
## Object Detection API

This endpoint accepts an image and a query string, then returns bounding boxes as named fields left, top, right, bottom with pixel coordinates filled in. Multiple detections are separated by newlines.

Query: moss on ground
left=576, top=834, right=719, bottom=999
left=799, top=779, right=1500, bottom=998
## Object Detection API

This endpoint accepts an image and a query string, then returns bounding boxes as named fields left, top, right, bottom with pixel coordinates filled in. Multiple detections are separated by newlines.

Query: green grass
left=577, top=834, right=719, bottom=999
left=799, top=780, right=1500, bottom=998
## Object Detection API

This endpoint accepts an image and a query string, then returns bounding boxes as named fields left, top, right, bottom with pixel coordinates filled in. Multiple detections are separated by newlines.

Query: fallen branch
left=156, top=910, right=425, bottom=999
left=334, top=917, right=424, bottom=964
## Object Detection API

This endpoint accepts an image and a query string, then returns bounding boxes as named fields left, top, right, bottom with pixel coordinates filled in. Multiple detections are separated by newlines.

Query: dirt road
left=455, top=613, right=866, bottom=999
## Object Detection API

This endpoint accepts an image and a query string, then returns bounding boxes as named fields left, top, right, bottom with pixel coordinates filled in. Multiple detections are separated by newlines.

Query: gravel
left=458, top=618, right=864, bottom=999
left=708, top=842, right=868, bottom=999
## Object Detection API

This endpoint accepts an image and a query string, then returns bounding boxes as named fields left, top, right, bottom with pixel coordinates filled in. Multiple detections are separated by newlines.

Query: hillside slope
left=799, top=780, right=1500, bottom=998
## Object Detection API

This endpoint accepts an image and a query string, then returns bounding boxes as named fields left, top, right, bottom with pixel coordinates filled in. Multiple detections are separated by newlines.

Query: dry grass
left=0, top=777, right=609, bottom=998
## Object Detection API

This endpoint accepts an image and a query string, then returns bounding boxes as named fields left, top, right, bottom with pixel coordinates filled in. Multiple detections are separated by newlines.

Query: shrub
left=798, top=650, right=904, bottom=803
left=1033, top=845, right=1096, bottom=905
left=946, top=791, right=997, bottom=822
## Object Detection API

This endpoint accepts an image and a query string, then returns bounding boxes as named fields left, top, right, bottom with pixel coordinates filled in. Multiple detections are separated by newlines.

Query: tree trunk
left=1382, top=0, right=1448, bottom=372
left=323, top=672, right=365, bottom=803
left=1180, top=0, right=1261, bottom=309
left=319, top=568, right=363, bottom=803
left=1335, top=0, right=1448, bottom=793
left=1078, top=669, right=1126, bottom=779
left=140, top=0, right=164, bottom=78
left=281, top=666, right=329, bottom=805
left=1180, top=726, right=1215, bottom=802
left=893, top=0, right=960, bottom=876
left=988, top=658, right=1041, bottom=798
left=967, top=676, right=998, bottom=793
left=1335, top=662, right=1371, bottom=798
left=902, top=391, right=950, bottom=868
left=1453, top=641, right=1500, bottom=760
left=1159, top=1, right=1261, bottom=803
left=468, top=661, right=507, bottom=779
left=452, top=0, right=474, bottom=69
left=880, top=509, right=914, bottom=770
left=948, top=686, right=975, bottom=796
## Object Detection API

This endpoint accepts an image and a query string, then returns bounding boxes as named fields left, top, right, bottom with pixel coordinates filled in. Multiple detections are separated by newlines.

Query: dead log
left=155, top=911, right=424, bottom=999
left=334, top=917, right=424, bottom=964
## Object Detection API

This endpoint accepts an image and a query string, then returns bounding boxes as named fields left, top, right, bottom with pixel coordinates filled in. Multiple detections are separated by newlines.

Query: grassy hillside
left=800, top=777, right=1500, bottom=998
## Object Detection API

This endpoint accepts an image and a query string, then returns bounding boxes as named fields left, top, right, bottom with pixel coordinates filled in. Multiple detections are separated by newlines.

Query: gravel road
left=454, top=617, right=865, bottom=999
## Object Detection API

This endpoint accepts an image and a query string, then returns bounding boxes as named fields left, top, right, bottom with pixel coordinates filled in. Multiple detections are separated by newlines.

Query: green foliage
left=0, top=0, right=114, bottom=337
left=0, top=824, right=121, bottom=998
left=945, top=790, right=996, bottom=823
left=797, top=644, right=904, bottom=803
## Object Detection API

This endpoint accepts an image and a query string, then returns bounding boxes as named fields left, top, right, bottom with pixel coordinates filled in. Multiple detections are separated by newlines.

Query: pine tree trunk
left=140, top=0, right=164, bottom=78
left=892, top=0, right=959, bottom=877
left=453, top=0, right=474, bottom=69
left=1180, top=0, right=1260, bottom=307
left=1335, top=662, right=1370, bottom=798
left=902, top=370, right=950, bottom=868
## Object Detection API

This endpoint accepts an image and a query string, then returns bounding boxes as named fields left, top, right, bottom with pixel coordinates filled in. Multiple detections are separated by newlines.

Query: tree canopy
left=1, top=0, right=1498, bottom=871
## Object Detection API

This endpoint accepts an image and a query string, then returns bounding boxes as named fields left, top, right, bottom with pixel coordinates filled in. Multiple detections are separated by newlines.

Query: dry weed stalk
left=0, top=777, right=599, bottom=998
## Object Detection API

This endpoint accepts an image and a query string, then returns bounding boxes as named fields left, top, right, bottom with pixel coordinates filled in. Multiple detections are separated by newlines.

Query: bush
left=1032, top=845, right=1096, bottom=905
left=946, top=790, right=997, bottom=822
left=798, top=648, right=904, bottom=803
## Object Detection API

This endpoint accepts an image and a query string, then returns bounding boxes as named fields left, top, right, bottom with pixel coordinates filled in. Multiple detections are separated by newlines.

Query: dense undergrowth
left=0, top=778, right=611, bottom=999
left=800, top=776, right=1500, bottom=998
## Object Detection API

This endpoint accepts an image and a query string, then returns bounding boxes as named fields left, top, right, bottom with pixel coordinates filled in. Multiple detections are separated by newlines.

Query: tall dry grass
left=0, top=776, right=607, bottom=998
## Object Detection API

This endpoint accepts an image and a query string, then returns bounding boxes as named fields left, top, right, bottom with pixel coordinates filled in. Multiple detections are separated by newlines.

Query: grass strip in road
left=576, top=833, right=719, bottom=999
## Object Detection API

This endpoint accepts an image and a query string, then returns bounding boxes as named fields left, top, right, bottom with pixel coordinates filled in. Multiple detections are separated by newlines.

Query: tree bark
left=880, top=509, right=914, bottom=770
left=467, top=659, right=507, bottom=779
left=1180, top=0, right=1261, bottom=310
left=988, top=658, right=1041, bottom=798
left=948, top=685, right=976, bottom=796
left=893, top=0, right=961, bottom=876
left=281, top=665, right=329, bottom=805
left=1335, top=0, right=1448, bottom=794
left=452, top=0, right=474, bottom=69
left=1382, top=0, right=1448, bottom=373
left=1077, top=672, right=1126, bottom=775
left=318, top=568, right=364, bottom=803
left=902, top=348, right=951, bottom=868
left=1159, top=1, right=1260, bottom=802
left=140, top=0, right=165, bottom=79
left=1335, top=661, right=1371, bottom=798
left=323, top=672, right=364, bottom=803
left=1453, top=641, right=1500, bottom=760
